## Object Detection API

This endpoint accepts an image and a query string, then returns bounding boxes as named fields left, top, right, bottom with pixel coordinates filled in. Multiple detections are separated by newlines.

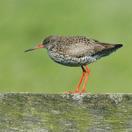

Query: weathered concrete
left=0, top=93, right=132, bottom=132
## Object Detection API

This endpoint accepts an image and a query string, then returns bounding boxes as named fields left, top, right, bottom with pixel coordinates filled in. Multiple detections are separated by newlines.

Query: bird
left=25, top=36, right=123, bottom=94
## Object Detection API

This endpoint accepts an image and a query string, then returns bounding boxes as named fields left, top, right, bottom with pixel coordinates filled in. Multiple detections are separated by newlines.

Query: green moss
left=0, top=94, right=132, bottom=131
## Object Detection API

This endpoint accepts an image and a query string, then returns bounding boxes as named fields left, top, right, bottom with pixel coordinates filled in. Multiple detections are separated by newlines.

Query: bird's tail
left=112, top=44, right=123, bottom=50
left=92, top=43, right=123, bottom=59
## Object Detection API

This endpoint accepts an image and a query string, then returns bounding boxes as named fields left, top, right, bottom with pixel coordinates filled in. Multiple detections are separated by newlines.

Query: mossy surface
left=0, top=94, right=132, bottom=131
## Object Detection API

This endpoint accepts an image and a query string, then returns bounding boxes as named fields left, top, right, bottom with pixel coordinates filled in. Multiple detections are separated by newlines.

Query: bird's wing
left=65, top=42, right=95, bottom=57
left=59, top=40, right=114, bottom=58
left=52, top=36, right=115, bottom=58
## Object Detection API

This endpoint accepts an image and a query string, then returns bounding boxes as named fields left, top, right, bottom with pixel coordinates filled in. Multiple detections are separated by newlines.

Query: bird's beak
left=24, top=44, right=44, bottom=52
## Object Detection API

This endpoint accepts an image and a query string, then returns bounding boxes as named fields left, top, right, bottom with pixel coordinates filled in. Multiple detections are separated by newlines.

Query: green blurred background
left=0, top=0, right=131, bottom=93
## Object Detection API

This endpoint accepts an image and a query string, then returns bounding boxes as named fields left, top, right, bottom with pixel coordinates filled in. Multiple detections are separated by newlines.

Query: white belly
left=48, top=51, right=96, bottom=67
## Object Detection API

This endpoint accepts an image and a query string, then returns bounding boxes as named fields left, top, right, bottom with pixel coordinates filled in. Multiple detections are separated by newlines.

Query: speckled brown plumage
left=42, top=36, right=123, bottom=66
left=25, top=35, right=123, bottom=93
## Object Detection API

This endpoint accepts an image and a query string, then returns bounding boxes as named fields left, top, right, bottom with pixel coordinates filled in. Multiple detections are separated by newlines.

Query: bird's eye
left=43, top=39, right=50, bottom=45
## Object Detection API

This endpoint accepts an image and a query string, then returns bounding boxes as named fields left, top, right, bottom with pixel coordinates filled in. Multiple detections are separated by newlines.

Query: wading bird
left=25, top=36, right=123, bottom=94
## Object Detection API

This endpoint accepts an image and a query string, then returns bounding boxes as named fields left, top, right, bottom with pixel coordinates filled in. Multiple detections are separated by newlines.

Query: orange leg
left=64, top=66, right=86, bottom=94
left=75, top=66, right=86, bottom=92
left=81, top=73, right=88, bottom=93
left=81, top=65, right=90, bottom=93
left=86, top=65, right=90, bottom=74
left=75, top=71, right=85, bottom=92
left=64, top=65, right=90, bottom=94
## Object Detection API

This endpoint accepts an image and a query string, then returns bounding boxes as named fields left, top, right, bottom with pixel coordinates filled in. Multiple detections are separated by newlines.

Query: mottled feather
left=42, top=36, right=122, bottom=66
left=44, top=36, right=116, bottom=57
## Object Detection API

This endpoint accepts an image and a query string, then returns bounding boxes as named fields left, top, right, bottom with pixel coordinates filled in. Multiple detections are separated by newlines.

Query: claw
left=64, top=90, right=79, bottom=94
left=64, top=90, right=87, bottom=94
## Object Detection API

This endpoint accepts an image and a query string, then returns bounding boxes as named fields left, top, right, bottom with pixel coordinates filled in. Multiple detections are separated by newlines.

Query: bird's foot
left=81, top=89, right=86, bottom=93
left=64, top=90, right=86, bottom=94
left=64, top=90, right=79, bottom=94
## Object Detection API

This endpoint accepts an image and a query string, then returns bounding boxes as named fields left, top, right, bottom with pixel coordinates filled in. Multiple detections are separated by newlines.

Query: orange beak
left=25, top=44, right=44, bottom=52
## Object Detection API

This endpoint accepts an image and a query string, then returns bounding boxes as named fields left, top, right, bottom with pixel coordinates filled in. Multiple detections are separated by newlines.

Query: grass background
left=0, top=0, right=131, bottom=93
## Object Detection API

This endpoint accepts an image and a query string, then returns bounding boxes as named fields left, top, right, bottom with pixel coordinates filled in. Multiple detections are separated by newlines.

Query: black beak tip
left=24, top=49, right=34, bottom=52
left=24, top=50, right=28, bottom=52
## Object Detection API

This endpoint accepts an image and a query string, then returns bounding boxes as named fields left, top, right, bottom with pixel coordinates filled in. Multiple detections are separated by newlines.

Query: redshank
left=25, top=36, right=123, bottom=93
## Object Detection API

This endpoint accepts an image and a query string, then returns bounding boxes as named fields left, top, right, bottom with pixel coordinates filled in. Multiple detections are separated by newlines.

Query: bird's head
left=24, top=36, right=57, bottom=52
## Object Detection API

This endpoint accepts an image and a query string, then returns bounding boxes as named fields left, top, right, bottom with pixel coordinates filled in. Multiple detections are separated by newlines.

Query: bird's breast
left=48, top=50, right=96, bottom=67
